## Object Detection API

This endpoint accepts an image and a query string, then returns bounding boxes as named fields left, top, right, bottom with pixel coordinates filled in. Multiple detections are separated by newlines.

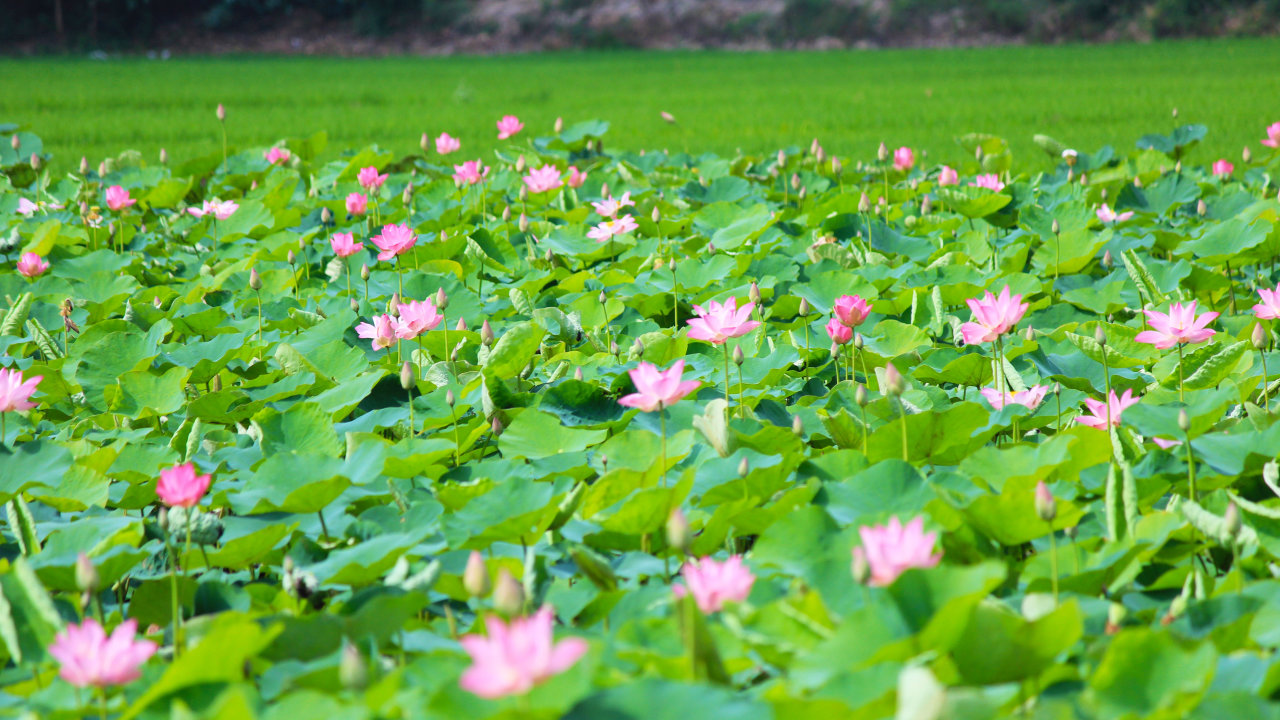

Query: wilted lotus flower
left=435, top=132, right=461, bottom=155
left=496, top=115, right=524, bottom=140
left=852, top=516, right=942, bottom=587
left=673, top=555, right=755, bottom=613
left=48, top=618, right=157, bottom=689
left=458, top=606, right=586, bottom=699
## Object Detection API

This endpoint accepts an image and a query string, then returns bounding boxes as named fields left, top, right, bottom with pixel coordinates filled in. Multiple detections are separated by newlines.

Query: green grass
left=4, top=39, right=1280, bottom=173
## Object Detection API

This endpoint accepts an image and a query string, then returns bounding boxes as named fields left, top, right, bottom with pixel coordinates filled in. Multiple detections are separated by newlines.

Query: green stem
left=1262, top=345, right=1270, bottom=412
left=1177, top=342, right=1185, bottom=404
left=345, top=261, right=352, bottom=298
left=451, top=406, right=461, bottom=467
left=443, top=311, right=454, bottom=378
left=408, top=386, right=415, bottom=438
left=255, top=290, right=263, bottom=346
left=317, top=510, right=329, bottom=539
left=396, top=256, right=404, bottom=299
left=860, top=395, right=868, bottom=449
left=2, top=412, right=6, bottom=447
left=1185, top=428, right=1197, bottom=503
left=899, top=397, right=909, bottom=463
left=168, top=541, right=180, bottom=659
left=660, top=407, right=668, bottom=489
left=737, top=357, right=745, bottom=419
left=1101, top=338, right=1112, bottom=428
left=97, top=687, right=108, bottom=720
left=672, top=265, right=679, bottom=329
left=1048, top=526, right=1059, bottom=605
left=802, top=314, right=810, bottom=378
left=722, top=343, right=731, bottom=408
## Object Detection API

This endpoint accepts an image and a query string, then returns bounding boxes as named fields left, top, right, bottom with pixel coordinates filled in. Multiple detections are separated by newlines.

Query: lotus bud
left=832, top=158, right=844, bottom=179
left=1197, top=199, right=1207, bottom=216
left=1224, top=501, right=1242, bottom=540
left=1244, top=146, right=1252, bottom=164
left=519, top=186, right=528, bottom=203
left=515, top=154, right=526, bottom=173
left=660, top=111, right=676, bottom=124
left=737, top=457, right=750, bottom=477
left=456, top=316, right=467, bottom=332
left=1035, top=481, right=1056, bottom=522
left=10, top=135, right=18, bottom=151
left=1106, top=603, right=1126, bottom=634
left=99, top=161, right=107, bottom=177
left=600, top=455, right=608, bottom=472
left=1172, top=107, right=1178, bottom=119
left=877, top=142, right=888, bottom=162
left=798, top=186, right=807, bottom=200
left=1175, top=161, right=1182, bottom=174
left=858, top=192, right=871, bottom=213
left=974, top=145, right=984, bottom=161
left=216, top=103, right=226, bottom=122
left=1080, top=173, right=1088, bottom=186
left=790, top=173, right=801, bottom=191
left=435, top=287, right=448, bottom=310
left=490, top=568, right=526, bottom=617
left=632, top=338, right=644, bottom=356
left=75, top=552, right=99, bottom=594
left=491, top=416, right=504, bottom=436
left=287, top=249, right=296, bottom=266
left=572, top=367, right=584, bottom=382
left=920, top=196, right=932, bottom=214
left=1094, top=325, right=1107, bottom=347
left=733, top=345, right=744, bottom=366
left=777, top=149, right=786, bottom=167
left=1051, top=219, right=1060, bottom=235
left=402, top=183, right=413, bottom=205
left=854, top=333, right=864, bottom=350
left=519, top=213, right=529, bottom=233
left=708, top=243, right=716, bottom=254
left=851, top=549, right=870, bottom=584
left=79, top=156, right=90, bottom=175
left=211, top=374, right=222, bottom=392
left=554, top=117, right=564, bottom=133
left=1102, top=250, right=1112, bottom=268
left=502, top=205, right=511, bottom=222
left=601, top=182, right=609, bottom=198
left=1133, top=176, right=1142, bottom=188
left=349, top=297, right=360, bottom=313
left=444, top=389, right=455, bottom=408
left=855, top=383, right=868, bottom=407
left=360, top=264, right=370, bottom=281
left=388, top=293, right=401, bottom=316
left=1178, top=408, right=1190, bottom=432
left=1024, top=326, right=1034, bottom=342
left=249, top=268, right=262, bottom=291
left=651, top=206, right=661, bottom=223
left=339, top=642, right=367, bottom=691
left=798, top=298, right=810, bottom=316
left=815, top=146, right=826, bottom=164
left=748, top=281, right=761, bottom=304
left=1066, top=169, right=1074, bottom=183
left=830, top=342, right=841, bottom=360
left=463, top=551, right=490, bottom=597
left=481, top=319, right=495, bottom=347
left=610, top=340, right=619, bottom=355
left=1100, top=188, right=1108, bottom=201
left=884, top=363, right=904, bottom=396
left=1254, top=323, right=1267, bottom=350
left=400, top=362, right=414, bottom=391
left=1064, top=524, right=1076, bottom=540
left=666, top=508, right=691, bottom=554
left=320, top=207, right=333, bottom=225
left=29, top=153, right=40, bottom=171
left=1164, top=595, right=1187, bottom=625
left=598, top=290, right=607, bottom=304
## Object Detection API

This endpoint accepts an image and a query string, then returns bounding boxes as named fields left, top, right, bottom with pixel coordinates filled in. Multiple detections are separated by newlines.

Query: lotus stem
left=1185, top=427, right=1197, bottom=503
left=1048, top=525, right=1059, bottom=605
left=660, top=406, right=668, bottom=489
left=899, top=396, right=909, bottom=462
left=722, top=343, right=731, bottom=408
left=1176, top=342, right=1185, bottom=404
left=1262, top=344, right=1270, bottom=412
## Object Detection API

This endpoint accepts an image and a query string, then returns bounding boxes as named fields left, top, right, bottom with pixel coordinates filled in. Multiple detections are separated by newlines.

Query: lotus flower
left=566, top=166, right=587, bottom=188
left=937, top=165, right=959, bottom=186
left=980, top=385, right=1049, bottom=411
left=1213, top=159, right=1234, bottom=177
left=958, top=286, right=1028, bottom=345
left=370, top=223, right=417, bottom=261
left=1254, top=288, right=1280, bottom=319
left=16, top=197, right=39, bottom=216
left=1152, top=437, right=1183, bottom=450
left=587, top=216, right=638, bottom=243
left=826, top=317, right=852, bottom=345
left=591, top=192, right=634, bottom=219
left=452, top=160, right=488, bottom=186
left=458, top=605, right=586, bottom=699
left=105, top=185, right=136, bottom=211
left=1076, top=389, right=1140, bottom=429
left=1263, top=122, right=1280, bottom=149
left=834, top=294, right=872, bottom=327
left=1134, top=301, right=1218, bottom=349
left=156, top=462, right=211, bottom=508
left=971, top=174, right=1005, bottom=192
left=496, top=115, right=524, bottom=140
left=264, top=147, right=290, bottom=165
left=1095, top=203, right=1133, bottom=224
left=523, top=165, right=563, bottom=194
left=187, top=199, right=238, bottom=220
left=356, top=314, right=398, bottom=351
left=0, top=367, right=41, bottom=412
left=48, top=618, right=157, bottom=688
left=435, top=132, right=461, bottom=155
left=394, top=298, right=443, bottom=339
left=358, top=166, right=388, bottom=191
left=330, top=232, right=363, bottom=258
left=687, top=297, right=761, bottom=345
left=618, top=359, right=700, bottom=412
left=893, top=146, right=915, bottom=172
left=16, top=252, right=49, bottom=278
left=673, top=555, right=755, bottom=613
left=852, top=516, right=942, bottom=587
left=345, top=192, right=368, bottom=216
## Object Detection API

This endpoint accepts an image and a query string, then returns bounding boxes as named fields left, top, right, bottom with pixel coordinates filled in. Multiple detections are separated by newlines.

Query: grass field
left=3, top=38, right=1280, bottom=173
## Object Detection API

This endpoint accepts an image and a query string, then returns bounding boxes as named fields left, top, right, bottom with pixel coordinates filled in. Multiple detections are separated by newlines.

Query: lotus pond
left=3, top=117, right=1280, bottom=718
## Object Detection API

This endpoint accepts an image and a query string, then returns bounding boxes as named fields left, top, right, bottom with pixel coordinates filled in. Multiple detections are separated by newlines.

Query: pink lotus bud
left=666, top=508, right=691, bottom=553
left=435, top=287, right=448, bottom=310
left=10, top=135, right=19, bottom=151
left=554, top=117, right=564, bottom=133
left=1035, top=481, right=1056, bottom=522
left=216, top=103, right=226, bottom=122
left=883, top=363, right=904, bottom=396
left=493, top=568, right=525, bottom=616
left=792, top=414, right=803, bottom=435
left=463, top=551, right=489, bottom=597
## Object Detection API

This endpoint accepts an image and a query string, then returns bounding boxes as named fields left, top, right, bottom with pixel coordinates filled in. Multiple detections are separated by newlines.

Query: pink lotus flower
left=452, top=160, right=489, bottom=186
left=1076, top=389, right=1140, bottom=430
left=1135, top=301, right=1218, bottom=349
left=264, top=147, right=290, bottom=165
left=1213, top=159, right=1234, bottom=177
left=980, top=385, right=1049, bottom=411
left=16, top=198, right=40, bottom=217
left=16, top=252, right=49, bottom=278
left=435, top=132, right=461, bottom=155
left=566, top=166, right=587, bottom=189
left=523, top=165, right=563, bottom=194
left=330, top=232, right=363, bottom=258
left=673, top=555, right=755, bottom=613
left=1096, top=203, right=1134, bottom=224
left=187, top=199, right=238, bottom=220
left=618, top=359, right=701, bottom=412
left=587, top=216, right=639, bottom=243
left=826, top=317, right=852, bottom=345
left=458, top=605, right=586, bottom=699
left=834, top=294, right=872, bottom=327
left=496, top=115, right=524, bottom=140
left=48, top=618, right=157, bottom=689
left=105, top=185, right=136, bottom=212
left=958, top=286, right=1028, bottom=345
left=345, top=192, right=368, bottom=216
left=356, top=314, right=398, bottom=351
left=156, top=462, right=211, bottom=508
left=687, top=297, right=761, bottom=345
left=1263, top=122, right=1280, bottom=149
left=0, top=367, right=41, bottom=412
left=358, top=166, right=388, bottom=192
left=591, top=192, right=634, bottom=219
left=937, top=165, right=959, bottom=186
left=1152, top=436, right=1183, bottom=450
left=371, top=223, right=417, bottom=261
left=893, top=146, right=915, bottom=172
left=852, top=516, right=942, bottom=587
left=1254, top=288, right=1280, bottom=319
left=394, top=298, right=443, bottom=340
left=971, top=174, right=1005, bottom=192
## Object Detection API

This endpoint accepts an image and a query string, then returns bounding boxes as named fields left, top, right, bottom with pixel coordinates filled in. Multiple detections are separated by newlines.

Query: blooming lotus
left=0, top=367, right=41, bottom=412
left=356, top=314, right=398, bottom=351
left=958, top=286, right=1028, bottom=345
left=48, top=618, right=157, bottom=689
left=105, top=185, right=136, bottom=211
left=826, top=317, right=852, bottom=345
left=980, top=385, right=1049, bottom=411
left=1263, top=122, right=1280, bottom=149
left=156, top=462, right=211, bottom=508
left=264, top=147, right=290, bottom=165
left=1096, top=203, right=1134, bottom=224
left=496, top=115, right=524, bottom=140
left=16, top=252, right=49, bottom=278
left=1076, top=389, right=1140, bottom=429
left=1212, top=159, right=1234, bottom=177
left=833, top=294, right=872, bottom=327
left=586, top=216, right=638, bottom=243
left=523, top=165, right=563, bottom=194
left=458, top=606, right=586, bottom=699
left=971, top=173, right=1005, bottom=191
left=1254, top=288, right=1280, bottom=320
left=394, top=298, right=443, bottom=340
left=1135, top=301, right=1218, bottom=349
left=435, top=132, right=461, bottom=155
left=591, top=192, right=634, bottom=219
left=345, top=192, right=368, bottom=216
left=566, top=165, right=587, bottom=188
left=1152, top=437, right=1183, bottom=450
left=687, top=297, right=760, bottom=344
left=371, top=223, right=417, bottom=261
left=937, top=165, right=959, bottom=186
left=618, top=359, right=700, bottom=412
left=187, top=199, right=239, bottom=220
left=330, top=232, right=363, bottom=258
left=16, top=197, right=39, bottom=216
left=452, top=160, right=488, bottom=186
left=673, top=555, right=755, bottom=613
left=893, top=146, right=915, bottom=172
left=852, top=516, right=942, bottom=587
left=358, top=166, right=388, bottom=192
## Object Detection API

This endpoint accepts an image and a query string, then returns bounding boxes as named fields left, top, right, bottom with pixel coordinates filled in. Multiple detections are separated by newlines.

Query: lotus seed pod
left=884, top=363, right=904, bottom=396
left=211, top=374, right=222, bottom=392
left=666, top=508, right=691, bottom=554
left=855, top=383, right=868, bottom=407
left=1051, top=219, right=1060, bottom=235
left=1197, top=199, right=1207, bottom=216
left=360, top=264, right=370, bottom=281
left=481, top=319, right=495, bottom=346
left=1225, top=501, right=1242, bottom=538
left=738, top=457, right=750, bottom=477
left=554, top=116, right=564, bottom=133
left=519, top=213, right=530, bottom=233
left=249, top=268, right=262, bottom=291
left=400, top=362, right=414, bottom=391
left=1178, top=408, right=1190, bottom=432
left=733, top=345, right=744, bottom=366
left=493, top=568, right=525, bottom=617
left=1254, top=323, right=1268, bottom=350
left=216, top=103, right=226, bottom=122
left=877, top=142, right=888, bottom=162
left=79, top=156, right=89, bottom=174
left=339, top=642, right=367, bottom=691
left=858, top=192, right=871, bottom=213
left=1063, top=149, right=1077, bottom=167
left=1094, top=326, right=1107, bottom=347
left=463, top=551, right=489, bottom=597
left=435, top=287, right=448, bottom=309
left=75, top=553, right=99, bottom=593
left=515, top=154, right=526, bottom=173
left=799, top=298, right=809, bottom=316
left=1035, top=481, right=1056, bottom=522
left=574, top=367, right=584, bottom=381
